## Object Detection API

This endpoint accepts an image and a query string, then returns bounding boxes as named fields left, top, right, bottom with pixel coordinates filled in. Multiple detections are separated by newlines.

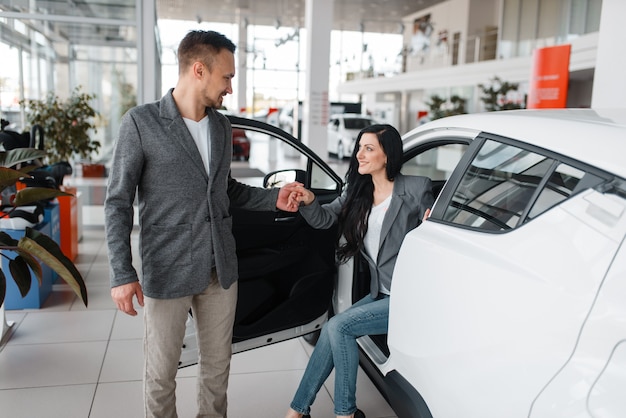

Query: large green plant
left=20, top=86, right=101, bottom=164
left=426, top=94, right=467, bottom=120
left=478, top=76, right=524, bottom=111
left=0, top=148, right=88, bottom=308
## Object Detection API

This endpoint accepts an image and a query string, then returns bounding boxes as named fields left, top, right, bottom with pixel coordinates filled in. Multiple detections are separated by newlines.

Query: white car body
left=366, top=109, right=626, bottom=417
left=327, top=113, right=377, bottom=159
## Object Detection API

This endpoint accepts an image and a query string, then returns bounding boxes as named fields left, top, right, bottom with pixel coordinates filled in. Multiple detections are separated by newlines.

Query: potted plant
left=19, top=86, right=101, bottom=165
left=426, top=94, right=467, bottom=120
left=478, top=76, right=525, bottom=111
left=0, top=148, right=88, bottom=342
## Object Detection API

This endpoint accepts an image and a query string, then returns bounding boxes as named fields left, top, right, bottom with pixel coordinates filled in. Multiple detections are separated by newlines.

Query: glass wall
left=499, top=0, right=602, bottom=59
left=0, top=3, right=139, bottom=163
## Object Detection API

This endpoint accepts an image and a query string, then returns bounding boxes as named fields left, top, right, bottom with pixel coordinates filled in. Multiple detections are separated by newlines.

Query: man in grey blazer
left=105, top=30, right=299, bottom=418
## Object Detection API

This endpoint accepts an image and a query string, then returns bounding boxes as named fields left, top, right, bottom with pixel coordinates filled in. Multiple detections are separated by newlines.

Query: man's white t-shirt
left=183, top=115, right=211, bottom=174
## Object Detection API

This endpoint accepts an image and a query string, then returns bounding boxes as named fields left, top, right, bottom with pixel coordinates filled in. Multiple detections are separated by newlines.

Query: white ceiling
left=0, top=0, right=445, bottom=48
left=157, top=0, right=446, bottom=33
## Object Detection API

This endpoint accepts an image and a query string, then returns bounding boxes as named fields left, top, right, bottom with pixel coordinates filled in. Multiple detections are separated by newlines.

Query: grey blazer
left=105, top=89, right=279, bottom=298
left=299, top=174, right=434, bottom=297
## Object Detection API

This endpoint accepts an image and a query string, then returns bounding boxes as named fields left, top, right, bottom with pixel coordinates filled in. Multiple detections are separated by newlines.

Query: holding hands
left=276, top=181, right=304, bottom=211
left=274, top=182, right=316, bottom=212
left=285, top=183, right=315, bottom=208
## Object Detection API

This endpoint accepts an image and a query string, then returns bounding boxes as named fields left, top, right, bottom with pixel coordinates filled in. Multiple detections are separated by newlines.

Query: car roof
left=406, top=109, right=626, bottom=179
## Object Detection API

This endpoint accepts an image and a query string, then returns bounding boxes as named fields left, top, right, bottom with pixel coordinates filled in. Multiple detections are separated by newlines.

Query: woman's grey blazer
left=105, top=89, right=279, bottom=299
left=299, top=173, right=434, bottom=297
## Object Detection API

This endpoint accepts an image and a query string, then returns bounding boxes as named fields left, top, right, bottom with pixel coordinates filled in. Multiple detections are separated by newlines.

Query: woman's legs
left=289, top=316, right=336, bottom=415
left=330, top=295, right=389, bottom=416
left=289, top=294, right=389, bottom=417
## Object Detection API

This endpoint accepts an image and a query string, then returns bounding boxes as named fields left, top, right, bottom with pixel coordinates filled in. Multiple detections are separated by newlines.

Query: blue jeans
left=290, top=294, right=390, bottom=416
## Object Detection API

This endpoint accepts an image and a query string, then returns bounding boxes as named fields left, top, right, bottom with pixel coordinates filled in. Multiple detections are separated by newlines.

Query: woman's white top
left=364, top=194, right=393, bottom=295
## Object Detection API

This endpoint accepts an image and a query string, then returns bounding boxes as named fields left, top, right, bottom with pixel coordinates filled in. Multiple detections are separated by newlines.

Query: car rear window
left=344, top=118, right=374, bottom=130
left=441, top=139, right=604, bottom=231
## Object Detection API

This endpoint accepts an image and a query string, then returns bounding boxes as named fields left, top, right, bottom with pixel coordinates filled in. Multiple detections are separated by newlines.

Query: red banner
left=527, top=44, right=571, bottom=109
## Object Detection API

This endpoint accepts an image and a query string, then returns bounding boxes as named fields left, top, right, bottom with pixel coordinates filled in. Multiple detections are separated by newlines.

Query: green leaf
left=9, top=256, right=32, bottom=297
left=0, top=270, right=6, bottom=308
left=0, top=167, right=29, bottom=188
left=14, top=249, right=43, bottom=286
left=20, top=228, right=88, bottom=307
left=0, top=149, right=47, bottom=167
left=12, top=188, right=73, bottom=207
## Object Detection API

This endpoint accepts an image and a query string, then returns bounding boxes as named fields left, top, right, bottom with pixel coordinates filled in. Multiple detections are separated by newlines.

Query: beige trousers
left=143, top=270, right=238, bottom=418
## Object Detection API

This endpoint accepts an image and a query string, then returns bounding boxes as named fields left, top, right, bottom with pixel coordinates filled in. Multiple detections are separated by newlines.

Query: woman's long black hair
left=335, top=124, right=403, bottom=263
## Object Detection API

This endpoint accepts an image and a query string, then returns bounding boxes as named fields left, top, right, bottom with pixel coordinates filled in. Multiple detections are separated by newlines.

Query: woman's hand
left=286, top=184, right=315, bottom=207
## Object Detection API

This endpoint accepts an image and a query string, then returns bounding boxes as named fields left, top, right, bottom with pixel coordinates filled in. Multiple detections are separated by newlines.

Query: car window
left=525, top=163, right=585, bottom=222
left=441, top=139, right=604, bottom=231
left=401, top=143, right=468, bottom=182
left=344, top=118, right=374, bottom=130
left=228, top=118, right=341, bottom=194
left=311, top=163, right=338, bottom=190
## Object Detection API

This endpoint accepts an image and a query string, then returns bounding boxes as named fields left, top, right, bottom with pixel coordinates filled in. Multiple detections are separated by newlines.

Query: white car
left=327, top=113, right=377, bottom=159
left=180, top=109, right=626, bottom=418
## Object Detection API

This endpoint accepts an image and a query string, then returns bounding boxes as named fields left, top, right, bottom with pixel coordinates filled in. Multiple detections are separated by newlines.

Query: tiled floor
left=0, top=144, right=396, bottom=417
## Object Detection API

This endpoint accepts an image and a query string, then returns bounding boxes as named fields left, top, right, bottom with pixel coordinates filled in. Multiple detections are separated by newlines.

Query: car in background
left=327, top=113, right=377, bottom=159
left=218, top=109, right=251, bottom=161
left=232, top=127, right=250, bottom=161
left=180, top=109, right=626, bottom=418
left=278, top=103, right=301, bottom=137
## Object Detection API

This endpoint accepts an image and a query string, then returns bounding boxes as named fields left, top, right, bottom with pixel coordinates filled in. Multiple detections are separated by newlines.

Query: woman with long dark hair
left=285, top=124, right=434, bottom=418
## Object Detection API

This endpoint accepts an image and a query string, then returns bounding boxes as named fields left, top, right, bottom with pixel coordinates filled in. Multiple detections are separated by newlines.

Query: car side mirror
left=263, top=169, right=306, bottom=188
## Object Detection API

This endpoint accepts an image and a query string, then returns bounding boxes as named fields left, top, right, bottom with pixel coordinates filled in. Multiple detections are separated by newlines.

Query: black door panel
left=232, top=206, right=337, bottom=342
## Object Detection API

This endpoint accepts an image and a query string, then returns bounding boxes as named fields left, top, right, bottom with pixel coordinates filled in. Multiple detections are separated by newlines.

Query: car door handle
left=274, top=215, right=297, bottom=222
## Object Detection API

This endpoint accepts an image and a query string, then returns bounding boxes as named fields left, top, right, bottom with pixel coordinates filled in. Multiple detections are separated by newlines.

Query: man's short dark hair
left=177, top=30, right=236, bottom=72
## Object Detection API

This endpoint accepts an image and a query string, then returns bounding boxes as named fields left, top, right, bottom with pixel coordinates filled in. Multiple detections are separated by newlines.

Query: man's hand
left=289, top=184, right=315, bottom=206
left=276, top=181, right=303, bottom=212
left=111, top=281, right=144, bottom=316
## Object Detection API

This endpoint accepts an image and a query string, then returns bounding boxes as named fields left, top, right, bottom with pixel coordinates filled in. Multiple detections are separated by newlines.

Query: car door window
left=401, top=142, right=469, bottom=199
left=402, top=143, right=468, bottom=181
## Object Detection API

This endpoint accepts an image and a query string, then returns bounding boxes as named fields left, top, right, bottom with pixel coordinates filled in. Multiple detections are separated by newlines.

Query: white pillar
left=302, top=0, right=333, bottom=159
left=137, top=0, right=160, bottom=104
left=236, top=10, right=248, bottom=114
left=591, top=0, right=626, bottom=108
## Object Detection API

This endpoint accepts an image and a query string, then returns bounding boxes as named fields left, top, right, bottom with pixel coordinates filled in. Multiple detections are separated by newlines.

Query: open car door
left=179, top=115, right=343, bottom=368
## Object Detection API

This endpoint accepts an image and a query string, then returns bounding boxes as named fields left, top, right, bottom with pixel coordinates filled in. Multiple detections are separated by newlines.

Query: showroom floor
left=0, top=147, right=396, bottom=417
